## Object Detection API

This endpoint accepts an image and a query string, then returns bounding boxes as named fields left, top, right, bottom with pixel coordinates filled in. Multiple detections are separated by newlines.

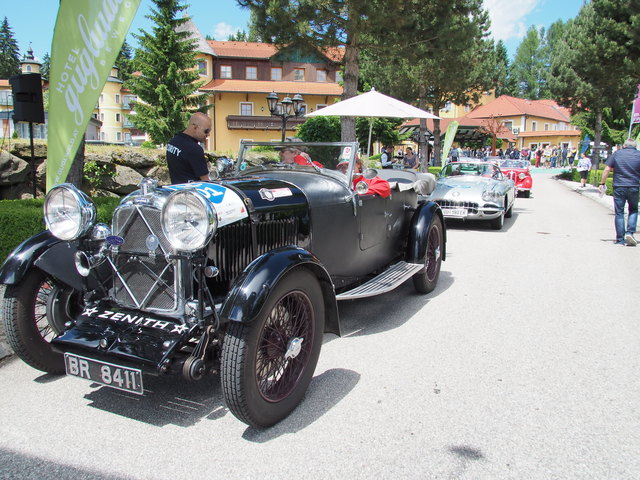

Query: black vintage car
left=0, top=141, right=445, bottom=427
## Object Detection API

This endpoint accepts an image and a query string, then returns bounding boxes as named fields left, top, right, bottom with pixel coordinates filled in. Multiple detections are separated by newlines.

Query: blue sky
left=4, top=0, right=585, bottom=62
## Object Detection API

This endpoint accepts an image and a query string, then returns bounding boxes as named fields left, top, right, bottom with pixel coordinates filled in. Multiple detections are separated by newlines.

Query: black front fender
left=0, top=231, right=60, bottom=285
left=407, top=201, right=446, bottom=263
left=0, top=230, right=93, bottom=291
left=220, top=246, right=340, bottom=336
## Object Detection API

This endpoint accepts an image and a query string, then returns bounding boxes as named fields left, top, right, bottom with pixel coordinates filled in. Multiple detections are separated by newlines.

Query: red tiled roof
left=201, top=78, right=343, bottom=96
left=403, top=116, right=486, bottom=129
left=463, top=95, right=571, bottom=123
left=0, top=79, right=9, bottom=87
left=207, top=41, right=345, bottom=62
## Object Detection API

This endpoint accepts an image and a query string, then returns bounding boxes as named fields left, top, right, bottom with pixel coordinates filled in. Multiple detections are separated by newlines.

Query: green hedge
left=0, top=197, right=120, bottom=265
left=556, top=168, right=612, bottom=195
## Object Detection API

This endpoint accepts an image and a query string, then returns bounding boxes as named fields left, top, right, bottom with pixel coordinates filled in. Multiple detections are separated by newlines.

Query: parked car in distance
left=0, top=141, right=445, bottom=428
left=428, top=160, right=516, bottom=230
left=499, top=159, right=533, bottom=198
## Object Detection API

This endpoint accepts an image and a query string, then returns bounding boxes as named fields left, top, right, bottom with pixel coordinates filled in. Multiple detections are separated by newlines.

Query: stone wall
left=0, top=143, right=178, bottom=199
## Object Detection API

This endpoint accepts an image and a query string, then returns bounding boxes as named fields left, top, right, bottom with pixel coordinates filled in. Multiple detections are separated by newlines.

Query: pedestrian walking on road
left=599, top=138, right=640, bottom=246
left=577, top=153, right=591, bottom=188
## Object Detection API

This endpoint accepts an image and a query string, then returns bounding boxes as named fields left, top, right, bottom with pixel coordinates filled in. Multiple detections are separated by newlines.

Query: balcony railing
left=226, top=115, right=306, bottom=131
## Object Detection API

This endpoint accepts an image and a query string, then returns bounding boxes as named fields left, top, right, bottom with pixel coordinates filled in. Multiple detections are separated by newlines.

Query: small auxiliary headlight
left=44, top=184, right=96, bottom=240
left=161, top=189, right=217, bottom=251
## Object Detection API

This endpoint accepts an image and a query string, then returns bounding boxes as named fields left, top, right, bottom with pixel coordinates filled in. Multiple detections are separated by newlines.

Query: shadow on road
left=444, top=212, right=520, bottom=232
left=335, top=269, right=453, bottom=338
left=0, top=447, right=127, bottom=480
left=241, top=367, right=360, bottom=442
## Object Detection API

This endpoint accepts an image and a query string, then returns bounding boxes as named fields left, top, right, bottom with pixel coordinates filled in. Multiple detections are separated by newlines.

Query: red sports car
left=500, top=159, right=532, bottom=198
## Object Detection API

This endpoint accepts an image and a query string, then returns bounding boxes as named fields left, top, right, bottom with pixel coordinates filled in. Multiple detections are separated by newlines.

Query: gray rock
left=0, top=151, right=30, bottom=186
left=9, top=142, right=48, bottom=159
left=103, top=164, right=143, bottom=195
left=113, top=150, right=157, bottom=169
left=145, top=165, right=171, bottom=186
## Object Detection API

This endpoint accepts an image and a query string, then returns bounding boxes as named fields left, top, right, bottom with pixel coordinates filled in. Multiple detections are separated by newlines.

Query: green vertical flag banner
left=47, top=0, right=141, bottom=191
left=441, top=120, right=459, bottom=163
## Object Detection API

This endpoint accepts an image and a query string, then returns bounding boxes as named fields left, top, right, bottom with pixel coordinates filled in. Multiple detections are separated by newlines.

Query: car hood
left=431, top=175, right=498, bottom=197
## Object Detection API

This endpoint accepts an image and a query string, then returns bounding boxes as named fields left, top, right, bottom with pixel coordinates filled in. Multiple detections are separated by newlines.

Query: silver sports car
left=429, top=160, right=515, bottom=230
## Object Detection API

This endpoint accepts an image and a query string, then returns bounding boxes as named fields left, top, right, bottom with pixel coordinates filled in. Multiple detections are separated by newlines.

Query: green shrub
left=140, top=140, right=156, bottom=149
left=250, top=145, right=276, bottom=153
left=0, top=196, right=120, bottom=265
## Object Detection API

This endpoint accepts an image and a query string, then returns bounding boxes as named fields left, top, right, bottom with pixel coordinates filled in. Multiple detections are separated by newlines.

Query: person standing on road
left=599, top=138, right=640, bottom=246
left=166, top=112, right=212, bottom=184
left=381, top=145, right=394, bottom=169
left=577, top=153, right=592, bottom=188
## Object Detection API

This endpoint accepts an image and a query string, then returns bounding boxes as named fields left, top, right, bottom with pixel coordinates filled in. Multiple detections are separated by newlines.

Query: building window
left=531, top=121, right=537, bottom=131
left=26, top=65, right=32, bottom=72
left=464, top=104, right=470, bottom=112
left=116, top=131, right=122, bottom=141
left=100, top=113, right=104, bottom=122
left=220, top=65, right=232, bottom=79
left=336, top=71, right=343, bottom=83
left=240, top=102, right=253, bottom=116
left=116, top=113, right=121, bottom=122
left=115, top=94, right=121, bottom=104
left=294, top=68, right=305, bottom=81
left=316, top=104, right=327, bottom=111
left=271, top=67, right=282, bottom=81
left=99, top=94, right=104, bottom=105
left=198, top=60, right=207, bottom=76
left=246, top=66, right=257, bottom=80
left=442, top=101, right=452, bottom=112
left=544, top=123, right=550, bottom=131
left=101, top=132, right=106, bottom=141
left=503, top=120, right=513, bottom=131
left=317, top=69, right=327, bottom=82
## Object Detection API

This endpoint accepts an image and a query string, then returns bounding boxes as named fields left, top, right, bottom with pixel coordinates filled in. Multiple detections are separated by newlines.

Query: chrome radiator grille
left=435, top=200, right=479, bottom=214
left=111, top=205, right=178, bottom=312
left=209, top=218, right=298, bottom=291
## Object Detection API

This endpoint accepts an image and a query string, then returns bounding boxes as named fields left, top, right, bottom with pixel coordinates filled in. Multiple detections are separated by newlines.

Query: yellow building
left=462, top=95, right=581, bottom=151
left=437, top=90, right=496, bottom=119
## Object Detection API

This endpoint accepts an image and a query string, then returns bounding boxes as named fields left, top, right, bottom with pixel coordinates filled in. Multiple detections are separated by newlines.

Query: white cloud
left=212, top=22, right=241, bottom=40
left=484, top=0, right=538, bottom=42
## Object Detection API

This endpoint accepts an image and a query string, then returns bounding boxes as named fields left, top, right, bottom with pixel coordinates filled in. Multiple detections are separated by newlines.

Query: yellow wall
left=209, top=91, right=341, bottom=153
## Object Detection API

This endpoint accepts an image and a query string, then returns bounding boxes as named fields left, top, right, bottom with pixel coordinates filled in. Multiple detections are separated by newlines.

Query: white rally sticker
left=340, top=146, right=352, bottom=159
left=164, top=183, right=248, bottom=227
left=259, top=187, right=293, bottom=201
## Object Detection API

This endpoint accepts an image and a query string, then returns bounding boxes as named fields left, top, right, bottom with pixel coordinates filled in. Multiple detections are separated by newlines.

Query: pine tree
left=359, top=0, right=494, bottom=166
left=549, top=1, right=636, bottom=169
left=0, top=17, right=20, bottom=78
left=40, top=52, right=50, bottom=81
left=126, top=0, right=206, bottom=144
left=115, top=40, right=133, bottom=81
left=237, top=0, right=413, bottom=142
left=510, top=26, right=546, bottom=99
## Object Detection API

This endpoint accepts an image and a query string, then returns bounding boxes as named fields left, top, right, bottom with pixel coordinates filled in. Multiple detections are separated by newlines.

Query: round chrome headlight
left=482, top=189, right=501, bottom=202
left=161, top=189, right=217, bottom=251
left=44, top=184, right=96, bottom=240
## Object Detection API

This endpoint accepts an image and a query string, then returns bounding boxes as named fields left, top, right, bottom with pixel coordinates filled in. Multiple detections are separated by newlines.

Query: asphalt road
left=1, top=173, right=638, bottom=480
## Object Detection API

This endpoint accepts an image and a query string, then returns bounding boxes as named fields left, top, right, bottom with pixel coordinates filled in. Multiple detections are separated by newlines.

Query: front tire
left=490, top=210, right=504, bottom=230
left=413, top=215, right=443, bottom=294
left=2, top=269, right=78, bottom=373
left=221, top=268, right=325, bottom=428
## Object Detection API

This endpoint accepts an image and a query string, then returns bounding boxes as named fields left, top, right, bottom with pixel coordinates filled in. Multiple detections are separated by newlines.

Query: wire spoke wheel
left=221, top=268, right=324, bottom=428
left=413, top=214, right=443, bottom=294
left=256, top=292, right=314, bottom=402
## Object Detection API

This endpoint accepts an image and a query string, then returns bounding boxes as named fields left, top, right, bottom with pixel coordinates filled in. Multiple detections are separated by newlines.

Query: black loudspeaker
left=10, top=73, right=45, bottom=124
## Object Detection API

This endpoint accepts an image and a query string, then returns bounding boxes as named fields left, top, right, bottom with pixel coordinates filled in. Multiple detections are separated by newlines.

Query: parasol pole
left=367, top=116, right=373, bottom=163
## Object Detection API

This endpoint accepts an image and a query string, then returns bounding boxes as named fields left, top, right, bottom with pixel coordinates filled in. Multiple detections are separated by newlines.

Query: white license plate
left=64, top=353, right=144, bottom=395
left=442, top=208, right=468, bottom=217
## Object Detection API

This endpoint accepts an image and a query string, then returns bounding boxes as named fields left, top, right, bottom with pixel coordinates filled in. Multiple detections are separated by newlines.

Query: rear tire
left=2, top=269, right=78, bottom=374
left=413, top=215, right=443, bottom=294
left=221, top=268, right=324, bottom=428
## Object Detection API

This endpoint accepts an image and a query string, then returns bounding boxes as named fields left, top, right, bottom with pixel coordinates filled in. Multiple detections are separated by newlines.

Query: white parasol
left=305, top=88, right=439, bottom=156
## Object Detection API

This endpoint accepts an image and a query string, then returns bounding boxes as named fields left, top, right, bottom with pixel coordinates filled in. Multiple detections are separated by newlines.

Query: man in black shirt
left=166, top=112, right=212, bottom=184
left=599, top=138, right=640, bottom=246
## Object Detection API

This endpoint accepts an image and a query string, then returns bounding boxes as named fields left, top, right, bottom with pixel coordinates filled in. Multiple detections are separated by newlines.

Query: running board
left=336, top=261, right=423, bottom=300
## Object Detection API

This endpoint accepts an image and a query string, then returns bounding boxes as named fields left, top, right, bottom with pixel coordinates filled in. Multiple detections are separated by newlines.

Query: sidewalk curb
left=555, top=178, right=615, bottom=212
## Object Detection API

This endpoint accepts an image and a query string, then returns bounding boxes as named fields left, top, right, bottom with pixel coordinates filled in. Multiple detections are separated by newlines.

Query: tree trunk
left=432, top=116, right=442, bottom=166
left=592, top=108, right=603, bottom=182
left=66, top=139, right=84, bottom=189
left=418, top=90, right=429, bottom=172
left=341, top=36, right=359, bottom=143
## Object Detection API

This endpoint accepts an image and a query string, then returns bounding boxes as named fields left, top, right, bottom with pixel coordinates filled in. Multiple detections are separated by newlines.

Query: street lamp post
left=266, top=92, right=305, bottom=141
